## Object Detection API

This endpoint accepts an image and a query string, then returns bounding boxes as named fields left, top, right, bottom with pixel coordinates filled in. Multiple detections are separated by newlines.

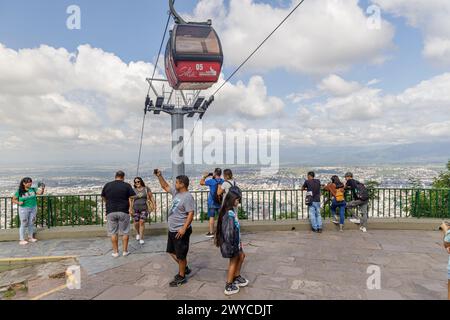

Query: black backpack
left=356, top=181, right=369, bottom=201
left=217, top=180, right=240, bottom=204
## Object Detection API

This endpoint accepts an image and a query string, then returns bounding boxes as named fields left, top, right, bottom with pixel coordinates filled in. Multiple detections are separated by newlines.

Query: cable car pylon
left=142, top=0, right=221, bottom=185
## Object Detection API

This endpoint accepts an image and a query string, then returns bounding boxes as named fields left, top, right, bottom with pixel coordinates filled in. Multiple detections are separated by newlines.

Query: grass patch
left=2, top=289, right=16, bottom=300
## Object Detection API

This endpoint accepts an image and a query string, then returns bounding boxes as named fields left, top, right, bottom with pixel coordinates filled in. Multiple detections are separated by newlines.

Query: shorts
left=133, top=210, right=149, bottom=222
left=166, top=226, right=192, bottom=260
left=107, top=212, right=131, bottom=236
left=207, top=207, right=220, bottom=218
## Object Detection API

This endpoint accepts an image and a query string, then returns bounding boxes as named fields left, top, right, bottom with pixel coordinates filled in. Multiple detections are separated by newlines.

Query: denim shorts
left=207, top=207, right=220, bottom=218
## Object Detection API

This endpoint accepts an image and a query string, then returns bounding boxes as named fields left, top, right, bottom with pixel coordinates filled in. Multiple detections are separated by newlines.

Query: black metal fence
left=1, top=188, right=449, bottom=229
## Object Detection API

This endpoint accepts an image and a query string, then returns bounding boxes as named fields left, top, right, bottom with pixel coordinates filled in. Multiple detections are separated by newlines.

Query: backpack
left=335, top=188, right=345, bottom=202
left=219, top=180, right=242, bottom=203
left=355, top=181, right=369, bottom=201
left=213, top=179, right=223, bottom=205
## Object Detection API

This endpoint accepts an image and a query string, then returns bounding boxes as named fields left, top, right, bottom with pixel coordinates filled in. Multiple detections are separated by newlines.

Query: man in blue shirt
left=200, top=168, right=224, bottom=238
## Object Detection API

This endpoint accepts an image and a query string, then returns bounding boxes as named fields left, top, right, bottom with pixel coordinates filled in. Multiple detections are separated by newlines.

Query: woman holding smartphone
left=12, top=177, right=45, bottom=245
left=131, top=177, right=156, bottom=245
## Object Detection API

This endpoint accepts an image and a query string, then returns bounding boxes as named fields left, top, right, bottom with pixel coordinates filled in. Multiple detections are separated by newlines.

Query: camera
left=153, top=169, right=159, bottom=175
left=208, top=173, right=213, bottom=177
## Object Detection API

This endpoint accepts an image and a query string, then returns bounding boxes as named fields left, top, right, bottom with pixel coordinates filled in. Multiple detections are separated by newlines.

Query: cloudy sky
left=0, top=0, right=449, bottom=166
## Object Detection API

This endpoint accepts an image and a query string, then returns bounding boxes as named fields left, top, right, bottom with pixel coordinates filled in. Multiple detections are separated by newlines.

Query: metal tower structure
left=144, top=78, right=214, bottom=185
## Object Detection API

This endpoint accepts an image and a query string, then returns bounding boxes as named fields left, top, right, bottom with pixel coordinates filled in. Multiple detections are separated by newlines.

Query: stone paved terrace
left=0, top=229, right=448, bottom=300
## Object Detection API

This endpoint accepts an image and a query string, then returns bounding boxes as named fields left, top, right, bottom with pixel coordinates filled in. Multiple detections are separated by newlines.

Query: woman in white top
left=218, top=169, right=237, bottom=209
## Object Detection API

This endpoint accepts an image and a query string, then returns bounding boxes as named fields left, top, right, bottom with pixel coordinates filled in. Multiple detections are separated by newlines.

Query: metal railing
left=1, top=188, right=449, bottom=229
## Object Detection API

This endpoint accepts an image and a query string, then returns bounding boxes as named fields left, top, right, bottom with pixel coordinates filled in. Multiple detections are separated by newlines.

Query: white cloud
left=286, top=92, right=317, bottom=104
left=205, top=75, right=284, bottom=119
left=0, top=43, right=282, bottom=160
left=189, top=0, right=395, bottom=74
left=289, top=72, right=450, bottom=146
left=373, top=0, right=450, bottom=65
left=318, top=74, right=362, bottom=96
left=367, top=79, right=381, bottom=86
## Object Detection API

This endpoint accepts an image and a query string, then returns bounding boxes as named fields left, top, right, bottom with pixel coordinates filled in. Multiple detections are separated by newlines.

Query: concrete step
left=0, top=218, right=444, bottom=242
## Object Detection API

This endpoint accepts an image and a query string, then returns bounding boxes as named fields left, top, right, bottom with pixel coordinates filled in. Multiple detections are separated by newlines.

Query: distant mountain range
left=1, top=141, right=448, bottom=167
left=279, top=141, right=450, bottom=166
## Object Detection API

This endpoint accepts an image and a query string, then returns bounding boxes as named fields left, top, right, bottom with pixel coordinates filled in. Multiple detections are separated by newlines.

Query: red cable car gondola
left=165, top=0, right=223, bottom=91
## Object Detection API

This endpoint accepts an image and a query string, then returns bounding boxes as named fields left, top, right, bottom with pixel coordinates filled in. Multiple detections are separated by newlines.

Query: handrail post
left=47, top=197, right=52, bottom=229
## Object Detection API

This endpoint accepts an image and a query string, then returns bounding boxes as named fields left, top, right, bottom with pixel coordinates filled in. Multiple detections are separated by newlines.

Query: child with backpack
left=215, top=186, right=248, bottom=296
left=324, top=175, right=347, bottom=232
left=344, top=172, right=369, bottom=233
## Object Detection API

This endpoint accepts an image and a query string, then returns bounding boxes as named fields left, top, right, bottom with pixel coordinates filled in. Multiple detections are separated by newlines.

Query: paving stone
left=27, top=278, right=66, bottom=298
left=94, top=285, right=145, bottom=300
left=195, top=283, right=227, bottom=300
left=58, top=280, right=113, bottom=299
left=135, top=274, right=173, bottom=289
left=275, top=266, right=304, bottom=277
left=252, top=275, right=290, bottom=290
left=412, top=279, right=447, bottom=294
left=268, top=291, right=308, bottom=300
left=132, top=290, right=168, bottom=300
left=228, top=287, right=273, bottom=300
left=364, top=289, right=405, bottom=300
left=383, top=277, right=404, bottom=289
left=1, top=230, right=448, bottom=300
left=288, top=279, right=327, bottom=296
left=90, top=271, right=145, bottom=285
left=194, top=268, right=228, bottom=282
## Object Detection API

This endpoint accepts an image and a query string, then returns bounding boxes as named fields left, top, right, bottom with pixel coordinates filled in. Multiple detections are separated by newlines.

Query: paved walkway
left=0, top=229, right=448, bottom=300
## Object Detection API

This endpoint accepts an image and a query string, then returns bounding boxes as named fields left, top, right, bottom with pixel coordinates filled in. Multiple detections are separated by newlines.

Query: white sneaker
left=123, top=251, right=130, bottom=257
left=360, top=226, right=367, bottom=233
left=28, top=238, right=38, bottom=243
left=136, top=235, right=140, bottom=241
left=112, top=252, right=119, bottom=258
left=139, top=240, right=145, bottom=245
left=350, top=218, right=361, bottom=224
left=19, top=240, right=28, bottom=246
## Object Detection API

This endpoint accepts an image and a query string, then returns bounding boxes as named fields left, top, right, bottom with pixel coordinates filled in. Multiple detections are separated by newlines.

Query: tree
left=409, top=160, right=450, bottom=218
left=432, top=160, right=450, bottom=189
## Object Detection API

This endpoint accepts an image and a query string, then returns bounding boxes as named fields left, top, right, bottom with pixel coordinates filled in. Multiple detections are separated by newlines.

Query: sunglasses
left=134, top=181, right=141, bottom=184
